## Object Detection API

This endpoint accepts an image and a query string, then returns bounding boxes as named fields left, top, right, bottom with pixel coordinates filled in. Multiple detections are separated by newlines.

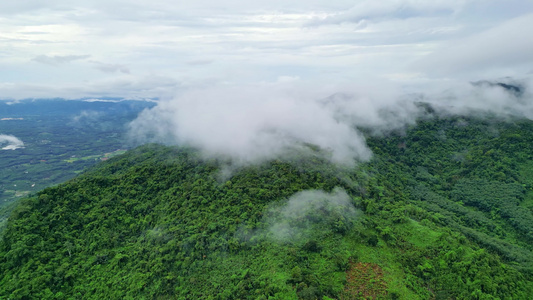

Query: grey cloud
left=20, top=31, right=48, bottom=35
left=32, top=54, right=91, bottom=65
left=307, top=0, right=467, bottom=26
left=0, top=1, right=55, bottom=16
left=0, top=75, right=180, bottom=100
left=412, top=13, right=533, bottom=78
left=90, top=61, right=131, bottom=74
left=186, top=59, right=214, bottom=66
left=76, top=75, right=180, bottom=99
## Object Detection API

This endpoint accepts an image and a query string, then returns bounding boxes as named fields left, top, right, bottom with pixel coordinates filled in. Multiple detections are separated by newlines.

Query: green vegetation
left=1, top=115, right=533, bottom=299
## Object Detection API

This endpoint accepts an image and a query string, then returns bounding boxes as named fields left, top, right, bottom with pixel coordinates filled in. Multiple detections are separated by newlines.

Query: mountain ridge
left=1, top=116, right=533, bottom=299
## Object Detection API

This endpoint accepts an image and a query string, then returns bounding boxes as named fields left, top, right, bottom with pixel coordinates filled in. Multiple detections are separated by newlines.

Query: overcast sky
left=1, top=0, right=532, bottom=99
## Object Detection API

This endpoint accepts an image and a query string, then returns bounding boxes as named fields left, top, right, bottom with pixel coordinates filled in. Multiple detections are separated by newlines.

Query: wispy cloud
left=412, top=13, right=533, bottom=78
left=186, top=59, right=213, bottom=66
left=259, top=188, right=358, bottom=243
left=307, top=0, right=467, bottom=26
left=0, top=75, right=180, bottom=100
left=90, top=61, right=130, bottom=74
left=0, top=134, right=24, bottom=150
left=31, top=54, right=91, bottom=65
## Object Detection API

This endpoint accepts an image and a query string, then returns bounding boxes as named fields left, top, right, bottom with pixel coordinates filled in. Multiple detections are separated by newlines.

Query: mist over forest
left=2, top=1, right=533, bottom=299
left=129, top=77, right=533, bottom=165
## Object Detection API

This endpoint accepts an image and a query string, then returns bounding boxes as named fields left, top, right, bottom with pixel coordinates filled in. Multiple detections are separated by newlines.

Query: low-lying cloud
left=128, top=81, right=413, bottom=165
left=129, top=76, right=533, bottom=166
left=71, top=110, right=103, bottom=123
left=129, top=84, right=374, bottom=165
left=0, top=134, right=24, bottom=150
left=262, top=188, right=358, bottom=243
left=422, top=77, right=533, bottom=119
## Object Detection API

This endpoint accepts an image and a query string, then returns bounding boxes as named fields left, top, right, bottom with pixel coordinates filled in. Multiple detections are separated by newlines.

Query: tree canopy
left=1, top=115, right=533, bottom=299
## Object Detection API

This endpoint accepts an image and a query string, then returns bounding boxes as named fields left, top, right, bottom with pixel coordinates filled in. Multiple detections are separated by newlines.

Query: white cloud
left=129, top=82, right=377, bottom=165
left=0, top=134, right=24, bottom=150
left=128, top=75, right=533, bottom=166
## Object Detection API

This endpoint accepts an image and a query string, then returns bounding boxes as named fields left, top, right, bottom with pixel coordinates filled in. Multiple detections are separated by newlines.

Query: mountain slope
left=1, top=116, right=533, bottom=299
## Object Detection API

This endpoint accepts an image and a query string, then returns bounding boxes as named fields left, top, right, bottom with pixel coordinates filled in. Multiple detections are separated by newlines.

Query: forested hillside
left=1, top=115, right=533, bottom=299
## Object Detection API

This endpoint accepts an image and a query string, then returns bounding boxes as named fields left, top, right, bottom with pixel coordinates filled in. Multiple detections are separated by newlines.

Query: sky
left=3, top=1, right=533, bottom=165
left=1, top=0, right=533, bottom=100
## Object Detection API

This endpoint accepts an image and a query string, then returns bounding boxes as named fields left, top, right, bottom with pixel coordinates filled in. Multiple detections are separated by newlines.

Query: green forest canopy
left=1, top=115, right=533, bottom=299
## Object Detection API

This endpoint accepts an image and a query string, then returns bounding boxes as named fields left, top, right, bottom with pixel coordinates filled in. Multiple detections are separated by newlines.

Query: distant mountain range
left=0, top=98, right=155, bottom=117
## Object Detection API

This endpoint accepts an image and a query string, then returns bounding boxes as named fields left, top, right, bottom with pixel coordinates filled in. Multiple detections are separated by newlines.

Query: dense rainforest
left=1, top=114, right=533, bottom=299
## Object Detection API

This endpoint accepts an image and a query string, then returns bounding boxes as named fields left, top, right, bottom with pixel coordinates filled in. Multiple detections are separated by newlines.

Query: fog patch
left=423, top=77, right=533, bottom=119
left=72, top=110, right=103, bottom=123
left=0, top=134, right=24, bottom=150
left=260, top=188, right=359, bottom=243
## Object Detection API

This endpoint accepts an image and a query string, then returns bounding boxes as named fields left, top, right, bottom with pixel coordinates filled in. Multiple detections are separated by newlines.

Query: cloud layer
left=129, top=76, right=533, bottom=165
left=0, top=1, right=532, bottom=99
left=2, top=1, right=533, bottom=164
left=412, top=13, right=533, bottom=78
